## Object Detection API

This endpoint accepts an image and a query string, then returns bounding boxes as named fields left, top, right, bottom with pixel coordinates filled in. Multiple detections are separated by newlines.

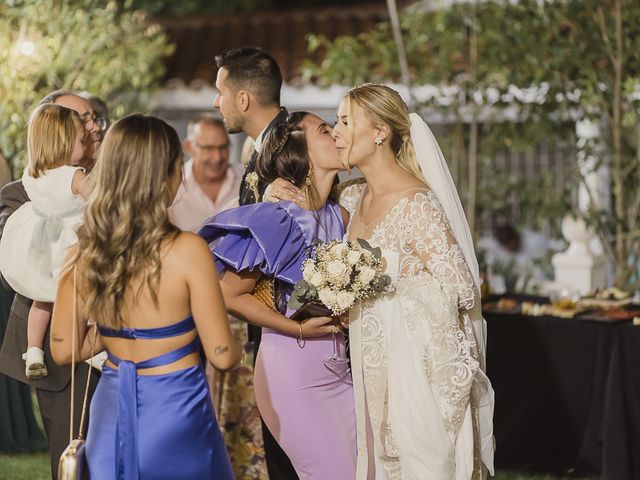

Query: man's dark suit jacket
left=240, top=107, right=289, bottom=349
left=239, top=107, right=289, bottom=206
left=0, top=180, right=72, bottom=390
left=237, top=108, right=300, bottom=480
left=0, top=179, right=100, bottom=480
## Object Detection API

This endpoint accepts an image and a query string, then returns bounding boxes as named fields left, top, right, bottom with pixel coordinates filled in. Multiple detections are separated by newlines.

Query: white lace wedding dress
left=341, top=183, right=492, bottom=480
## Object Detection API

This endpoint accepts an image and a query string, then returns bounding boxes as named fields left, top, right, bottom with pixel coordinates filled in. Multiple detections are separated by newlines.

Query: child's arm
left=71, top=170, right=92, bottom=200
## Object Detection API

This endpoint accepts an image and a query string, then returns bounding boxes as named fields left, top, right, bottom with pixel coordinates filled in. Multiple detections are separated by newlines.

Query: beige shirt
left=169, top=160, right=242, bottom=233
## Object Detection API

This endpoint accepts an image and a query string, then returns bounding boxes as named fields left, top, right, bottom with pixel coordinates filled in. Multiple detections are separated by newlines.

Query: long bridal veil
left=408, top=112, right=495, bottom=475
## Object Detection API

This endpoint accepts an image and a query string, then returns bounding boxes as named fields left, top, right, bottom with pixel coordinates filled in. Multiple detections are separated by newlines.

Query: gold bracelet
left=297, top=323, right=305, bottom=349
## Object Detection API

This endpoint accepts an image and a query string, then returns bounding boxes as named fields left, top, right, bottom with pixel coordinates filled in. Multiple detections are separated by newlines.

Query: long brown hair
left=256, top=111, right=336, bottom=210
left=71, top=114, right=182, bottom=329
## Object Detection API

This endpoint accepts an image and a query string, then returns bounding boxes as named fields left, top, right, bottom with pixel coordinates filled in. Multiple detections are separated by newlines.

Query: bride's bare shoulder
left=394, top=179, right=431, bottom=202
left=337, top=178, right=367, bottom=216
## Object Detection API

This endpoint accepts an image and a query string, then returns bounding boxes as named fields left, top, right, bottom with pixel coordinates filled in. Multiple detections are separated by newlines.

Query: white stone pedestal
left=552, top=215, right=607, bottom=295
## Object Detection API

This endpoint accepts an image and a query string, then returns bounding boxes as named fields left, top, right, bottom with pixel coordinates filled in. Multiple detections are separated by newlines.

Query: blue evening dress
left=85, top=316, right=234, bottom=480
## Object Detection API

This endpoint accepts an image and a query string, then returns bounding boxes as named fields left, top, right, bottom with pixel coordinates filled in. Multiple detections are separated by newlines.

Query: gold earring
left=305, top=164, right=314, bottom=186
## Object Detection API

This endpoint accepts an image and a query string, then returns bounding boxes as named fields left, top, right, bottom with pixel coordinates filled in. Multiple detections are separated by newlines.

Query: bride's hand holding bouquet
left=288, top=238, right=391, bottom=372
left=288, top=238, right=392, bottom=319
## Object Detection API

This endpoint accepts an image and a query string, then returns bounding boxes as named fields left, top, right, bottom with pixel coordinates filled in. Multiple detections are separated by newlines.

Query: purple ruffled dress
left=199, top=201, right=357, bottom=480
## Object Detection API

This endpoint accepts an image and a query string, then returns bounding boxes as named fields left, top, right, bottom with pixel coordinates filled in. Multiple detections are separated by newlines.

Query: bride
left=332, top=84, right=495, bottom=480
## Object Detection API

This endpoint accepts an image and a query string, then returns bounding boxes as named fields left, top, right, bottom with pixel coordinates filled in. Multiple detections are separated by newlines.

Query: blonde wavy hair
left=27, top=104, right=83, bottom=178
left=71, top=114, right=182, bottom=329
left=344, top=83, right=425, bottom=182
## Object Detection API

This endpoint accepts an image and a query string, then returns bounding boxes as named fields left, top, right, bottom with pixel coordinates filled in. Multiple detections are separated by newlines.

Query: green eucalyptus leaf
left=287, top=294, right=303, bottom=310
left=357, top=238, right=373, bottom=251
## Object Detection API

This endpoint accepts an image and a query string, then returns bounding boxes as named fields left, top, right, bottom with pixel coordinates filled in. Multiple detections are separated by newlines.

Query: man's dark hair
left=215, top=47, right=282, bottom=107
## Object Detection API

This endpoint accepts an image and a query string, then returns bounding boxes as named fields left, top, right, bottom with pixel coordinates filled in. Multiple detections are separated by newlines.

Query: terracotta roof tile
left=157, top=4, right=392, bottom=85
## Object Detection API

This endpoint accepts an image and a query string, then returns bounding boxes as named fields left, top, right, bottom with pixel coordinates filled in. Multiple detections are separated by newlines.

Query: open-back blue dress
left=85, top=316, right=234, bottom=480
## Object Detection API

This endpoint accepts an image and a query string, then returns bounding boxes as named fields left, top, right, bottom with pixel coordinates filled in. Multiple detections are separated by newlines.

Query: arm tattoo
left=214, top=345, right=229, bottom=355
left=51, top=334, right=64, bottom=343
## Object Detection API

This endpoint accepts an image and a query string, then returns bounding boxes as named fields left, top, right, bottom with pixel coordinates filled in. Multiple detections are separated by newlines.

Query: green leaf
left=0, top=0, right=173, bottom=173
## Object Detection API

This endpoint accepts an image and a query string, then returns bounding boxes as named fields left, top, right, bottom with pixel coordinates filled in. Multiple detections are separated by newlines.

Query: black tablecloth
left=485, top=304, right=640, bottom=480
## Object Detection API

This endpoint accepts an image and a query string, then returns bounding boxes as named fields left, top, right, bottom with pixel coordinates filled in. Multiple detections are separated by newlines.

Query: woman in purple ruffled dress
left=199, top=112, right=356, bottom=480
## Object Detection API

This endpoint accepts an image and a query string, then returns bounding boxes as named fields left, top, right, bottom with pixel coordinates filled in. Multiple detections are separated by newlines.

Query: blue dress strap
left=98, top=315, right=195, bottom=340
left=116, top=361, right=139, bottom=480
left=106, top=335, right=202, bottom=480
left=106, top=336, right=202, bottom=370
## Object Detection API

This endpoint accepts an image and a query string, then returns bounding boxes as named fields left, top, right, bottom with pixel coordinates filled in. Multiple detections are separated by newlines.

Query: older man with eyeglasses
left=78, top=91, right=110, bottom=140
left=169, top=116, right=242, bottom=233
left=0, top=89, right=105, bottom=479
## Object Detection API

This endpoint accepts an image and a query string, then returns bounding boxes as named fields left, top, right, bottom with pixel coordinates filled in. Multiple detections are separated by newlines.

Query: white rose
left=329, top=242, right=347, bottom=258
left=362, top=250, right=375, bottom=263
left=336, top=291, right=356, bottom=311
left=318, top=287, right=338, bottom=310
left=358, top=265, right=376, bottom=284
left=303, top=263, right=317, bottom=282
left=310, top=271, right=326, bottom=287
left=326, top=260, right=348, bottom=280
left=347, top=249, right=362, bottom=265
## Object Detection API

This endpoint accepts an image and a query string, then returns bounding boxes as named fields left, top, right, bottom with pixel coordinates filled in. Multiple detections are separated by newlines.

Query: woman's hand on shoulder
left=264, top=178, right=306, bottom=207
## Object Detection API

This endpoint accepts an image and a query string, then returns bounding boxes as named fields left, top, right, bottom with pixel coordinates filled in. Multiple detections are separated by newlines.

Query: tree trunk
left=468, top=119, right=478, bottom=235
left=610, top=0, right=626, bottom=285
left=597, top=1, right=626, bottom=285
left=466, top=4, right=479, bottom=235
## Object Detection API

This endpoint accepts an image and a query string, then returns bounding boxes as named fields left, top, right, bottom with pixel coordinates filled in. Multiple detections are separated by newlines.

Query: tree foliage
left=0, top=0, right=174, bottom=173
left=304, top=0, right=640, bottom=287
left=125, top=0, right=373, bottom=17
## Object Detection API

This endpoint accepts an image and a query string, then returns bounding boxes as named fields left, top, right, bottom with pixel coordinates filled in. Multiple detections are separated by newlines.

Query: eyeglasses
left=94, top=115, right=108, bottom=132
left=79, top=112, right=108, bottom=132
left=194, top=142, right=229, bottom=153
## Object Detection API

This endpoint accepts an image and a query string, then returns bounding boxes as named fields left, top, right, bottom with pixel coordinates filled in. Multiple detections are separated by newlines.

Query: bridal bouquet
left=288, top=239, right=392, bottom=319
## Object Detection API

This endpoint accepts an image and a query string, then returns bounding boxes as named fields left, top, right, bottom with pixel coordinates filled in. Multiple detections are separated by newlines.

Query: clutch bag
left=58, top=438, right=87, bottom=480
left=290, top=301, right=333, bottom=321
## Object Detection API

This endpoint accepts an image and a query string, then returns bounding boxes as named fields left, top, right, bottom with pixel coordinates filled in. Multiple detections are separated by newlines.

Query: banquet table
left=484, top=298, right=640, bottom=480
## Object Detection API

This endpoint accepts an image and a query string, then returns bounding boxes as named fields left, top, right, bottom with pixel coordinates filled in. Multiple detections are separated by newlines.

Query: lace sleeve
left=402, top=190, right=477, bottom=311
left=337, top=179, right=366, bottom=217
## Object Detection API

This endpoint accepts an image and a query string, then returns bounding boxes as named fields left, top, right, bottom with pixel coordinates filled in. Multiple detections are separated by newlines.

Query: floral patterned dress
left=206, top=317, right=268, bottom=480
left=341, top=184, right=489, bottom=480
